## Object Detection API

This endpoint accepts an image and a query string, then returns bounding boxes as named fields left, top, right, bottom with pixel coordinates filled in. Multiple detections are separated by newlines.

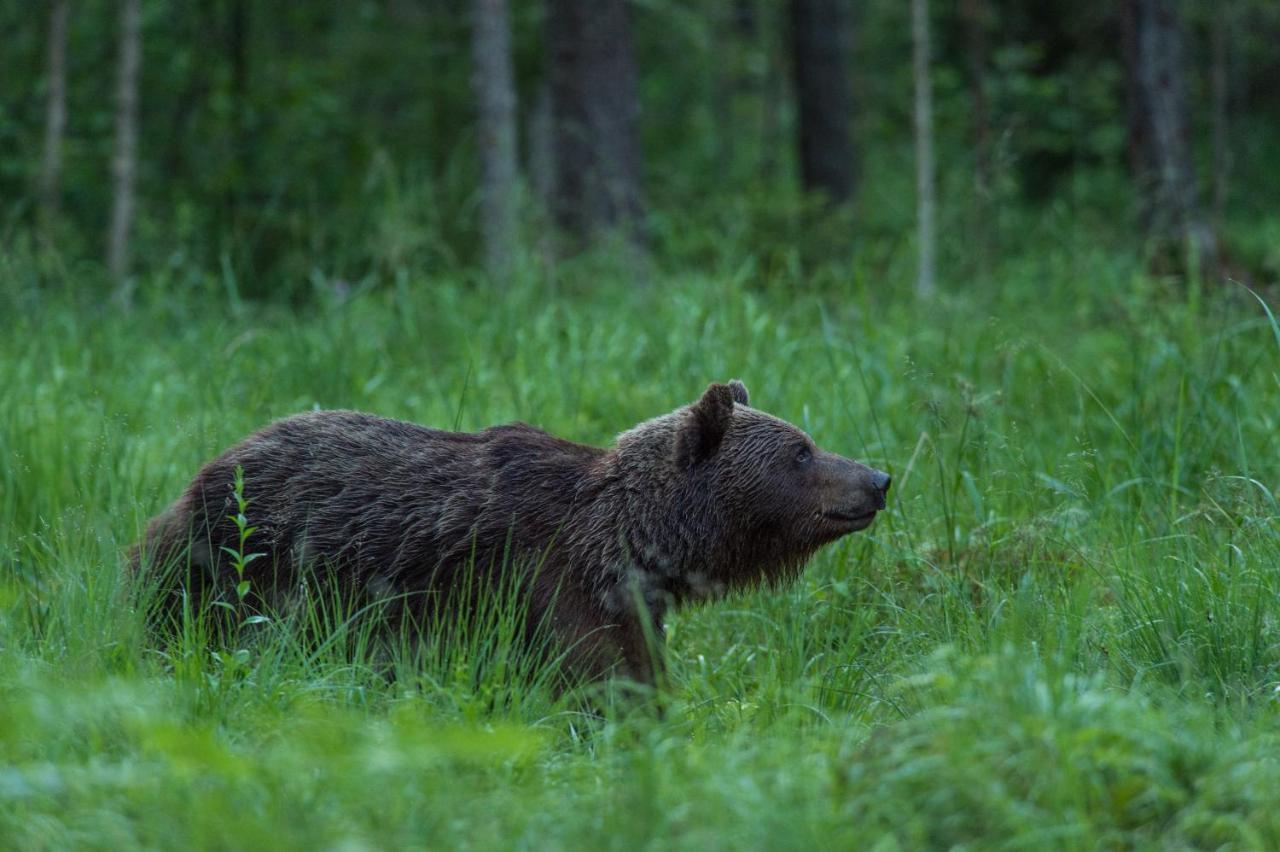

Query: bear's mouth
left=822, top=508, right=878, bottom=530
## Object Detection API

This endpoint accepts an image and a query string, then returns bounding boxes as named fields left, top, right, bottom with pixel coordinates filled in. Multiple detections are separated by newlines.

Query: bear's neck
left=592, top=441, right=805, bottom=614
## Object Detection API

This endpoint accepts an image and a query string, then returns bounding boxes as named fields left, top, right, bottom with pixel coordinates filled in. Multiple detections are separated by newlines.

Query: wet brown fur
left=132, top=381, right=889, bottom=685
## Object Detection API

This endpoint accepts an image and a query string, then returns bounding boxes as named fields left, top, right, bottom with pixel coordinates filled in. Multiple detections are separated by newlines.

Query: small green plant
left=215, top=464, right=268, bottom=629
left=226, top=466, right=261, bottom=602
left=188, top=465, right=271, bottom=699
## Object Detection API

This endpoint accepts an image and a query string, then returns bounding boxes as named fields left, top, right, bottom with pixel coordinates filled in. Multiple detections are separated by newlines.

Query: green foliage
left=3, top=244, right=1280, bottom=845
left=4, top=0, right=1278, bottom=295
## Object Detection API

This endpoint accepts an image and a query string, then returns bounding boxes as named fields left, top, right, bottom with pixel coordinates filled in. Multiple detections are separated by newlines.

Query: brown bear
left=132, top=381, right=890, bottom=686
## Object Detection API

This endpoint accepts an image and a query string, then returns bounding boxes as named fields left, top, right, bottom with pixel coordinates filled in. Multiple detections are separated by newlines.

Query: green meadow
left=4, top=237, right=1280, bottom=848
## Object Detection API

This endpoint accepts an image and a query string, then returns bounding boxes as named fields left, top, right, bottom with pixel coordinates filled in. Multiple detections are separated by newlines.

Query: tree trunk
left=912, top=0, right=936, bottom=297
left=527, top=82, right=556, bottom=262
left=471, top=0, right=520, bottom=273
left=760, top=3, right=787, bottom=183
left=546, top=0, right=646, bottom=254
left=1120, top=0, right=1149, bottom=185
left=1125, top=0, right=1218, bottom=272
left=960, top=0, right=991, bottom=268
left=40, top=0, right=69, bottom=225
left=961, top=0, right=990, bottom=199
left=789, top=0, right=854, bottom=203
left=1210, top=1, right=1230, bottom=231
left=227, top=0, right=250, bottom=230
left=108, top=0, right=141, bottom=297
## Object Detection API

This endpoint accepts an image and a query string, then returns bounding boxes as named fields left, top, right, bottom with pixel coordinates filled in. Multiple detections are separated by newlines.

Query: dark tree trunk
left=961, top=0, right=991, bottom=267
left=713, top=1, right=759, bottom=183
left=471, top=0, right=520, bottom=273
left=109, top=0, right=141, bottom=298
left=528, top=84, right=554, bottom=208
left=759, top=3, right=787, bottom=183
left=162, top=2, right=214, bottom=187
left=546, top=0, right=646, bottom=253
left=227, top=0, right=250, bottom=230
left=1124, top=0, right=1218, bottom=272
left=40, top=0, right=69, bottom=225
left=1120, top=0, right=1149, bottom=183
left=788, top=0, right=854, bottom=203
left=961, top=0, right=990, bottom=198
left=1210, top=2, right=1230, bottom=230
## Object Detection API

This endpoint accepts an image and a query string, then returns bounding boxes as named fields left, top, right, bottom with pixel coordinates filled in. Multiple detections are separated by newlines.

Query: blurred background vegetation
left=3, top=0, right=1278, bottom=302
left=4, top=2, right=1280, bottom=847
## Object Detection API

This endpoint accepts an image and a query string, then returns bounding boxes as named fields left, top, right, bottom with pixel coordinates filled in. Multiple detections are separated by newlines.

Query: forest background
left=3, top=0, right=1280, bottom=847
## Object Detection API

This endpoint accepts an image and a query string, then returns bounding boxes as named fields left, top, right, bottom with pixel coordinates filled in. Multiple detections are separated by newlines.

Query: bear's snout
left=814, top=454, right=891, bottom=530
left=866, top=468, right=891, bottom=510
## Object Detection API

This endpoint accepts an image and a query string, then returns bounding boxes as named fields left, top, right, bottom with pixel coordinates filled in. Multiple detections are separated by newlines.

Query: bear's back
left=141, top=409, right=609, bottom=615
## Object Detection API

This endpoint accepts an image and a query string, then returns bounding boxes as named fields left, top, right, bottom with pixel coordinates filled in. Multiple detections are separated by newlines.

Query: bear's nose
left=871, top=470, right=891, bottom=495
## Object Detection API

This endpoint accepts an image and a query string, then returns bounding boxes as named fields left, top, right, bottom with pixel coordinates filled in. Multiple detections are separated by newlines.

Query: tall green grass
left=2, top=255, right=1279, bottom=848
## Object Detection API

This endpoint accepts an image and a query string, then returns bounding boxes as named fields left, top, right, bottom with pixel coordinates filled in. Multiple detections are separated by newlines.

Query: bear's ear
left=675, top=383, right=736, bottom=469
left=727, top=379, right=749, bottom=406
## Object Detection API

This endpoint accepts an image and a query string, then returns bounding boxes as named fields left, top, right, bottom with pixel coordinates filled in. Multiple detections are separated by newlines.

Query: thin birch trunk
left=912, top=0, right=936, bottom=297
left=108, top=0, right=141, bottom=298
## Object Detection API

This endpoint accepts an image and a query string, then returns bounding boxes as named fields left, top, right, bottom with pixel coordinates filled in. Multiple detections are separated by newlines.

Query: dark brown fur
left=132, top=381, right=890, bottom=685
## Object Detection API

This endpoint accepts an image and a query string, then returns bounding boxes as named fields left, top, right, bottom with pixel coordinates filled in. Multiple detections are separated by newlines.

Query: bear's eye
left=794, top=445, right=812, bottom=465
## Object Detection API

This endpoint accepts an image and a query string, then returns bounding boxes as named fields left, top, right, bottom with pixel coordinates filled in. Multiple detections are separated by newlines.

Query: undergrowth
left=2, top=251, right=1279, bottom=848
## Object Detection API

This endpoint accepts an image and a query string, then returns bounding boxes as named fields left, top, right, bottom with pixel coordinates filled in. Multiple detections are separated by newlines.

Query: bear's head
left=669, top=380, right=891, bottom=585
